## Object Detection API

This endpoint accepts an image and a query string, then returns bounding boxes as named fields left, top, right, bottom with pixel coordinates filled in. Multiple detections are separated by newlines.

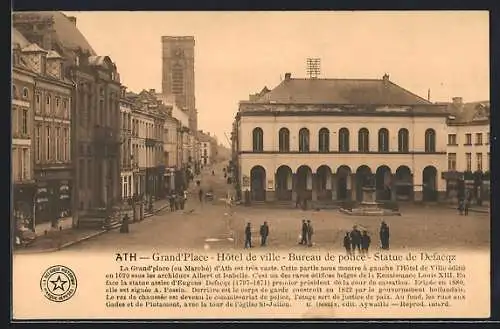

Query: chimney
left=452, top=97, right=463, bottom=107
left=68, top=16, right=77, bottom=25
left=284, top=73, right=291, bottom=80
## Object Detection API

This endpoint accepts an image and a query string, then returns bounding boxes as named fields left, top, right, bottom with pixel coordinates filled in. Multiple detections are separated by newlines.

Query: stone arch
left=296, top=165, right=313, bottom=201
left=275, top=165, right=293, bottom=201
left=250, top=165, right=266, bottom=201
left=316, top=165, right=332, bottom=201
left=395, top=165, right=413, bottom=201
left=375, top=165, right=392, bottom=201
left=355, top=165, right=373, bottom=201
left=423, top=166, right=438, bottom=201
left=336, top=165, right=352, bottom=200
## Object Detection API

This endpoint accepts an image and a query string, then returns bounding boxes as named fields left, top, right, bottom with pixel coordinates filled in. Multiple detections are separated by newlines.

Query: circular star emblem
left=40, top=265, right=78, bottom=302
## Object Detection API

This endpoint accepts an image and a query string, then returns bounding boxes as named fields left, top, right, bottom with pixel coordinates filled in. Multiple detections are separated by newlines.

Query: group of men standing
left=244, top=221, right=269, bottom=248
left=343, top=221, right=390, bottom=255
left=168, top=190, right=187, bottom=212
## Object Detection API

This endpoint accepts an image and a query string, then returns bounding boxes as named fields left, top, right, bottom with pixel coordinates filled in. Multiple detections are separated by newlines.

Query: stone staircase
left=77, top=207, right=122, bottom=230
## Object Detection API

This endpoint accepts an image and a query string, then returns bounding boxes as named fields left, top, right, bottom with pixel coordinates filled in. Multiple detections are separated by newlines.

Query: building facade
left=443, top=97, right=490, bottom=203
left=163, top=113, right=179, bottom=193
left=234, top=73, right=449, bottom=204
left=14, top=11, right=123, bottom=227
left=12, top=30, right=37, bottom=228
left=120, top=86, right=134, bottom=200
left=161, top=36, right=197, bottom=132
left=127, top=90, right=166, bottom=200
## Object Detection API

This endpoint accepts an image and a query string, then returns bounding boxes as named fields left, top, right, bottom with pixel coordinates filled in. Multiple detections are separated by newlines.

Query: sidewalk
left=14, top=198, right=172, bottom=254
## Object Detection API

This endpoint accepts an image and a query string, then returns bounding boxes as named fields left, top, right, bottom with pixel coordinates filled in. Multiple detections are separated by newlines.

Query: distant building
left=443, top=97, right=490, bottom=203
left=197, top=130, right=218, bottom=166
left=233, top=72, right=449, bottom=204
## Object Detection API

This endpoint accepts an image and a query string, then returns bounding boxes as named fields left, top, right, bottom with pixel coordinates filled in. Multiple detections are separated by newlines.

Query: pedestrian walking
left=380, top=221, right=390, bottom=250
left=306, top=220, right=314, bottom=247
left=361, top=230, right=371, bottom=255
left=343, top=232, right=352, bottom=255
left=350, top=225, right=362, bottom=255
left=458, top=198, right=464, bottom=215
left=180, top=193, right=186, bottom=210
left=244, top=222, right=252, bottom=248
left=198, top=189, right=203, bottom=203
left=299, top=219, right=308, bottom=245
left=169, top=193, right=175, bottom=212
left=260, top=221, right=269, bottom=246
left=464, top=197, right=470, bottom=216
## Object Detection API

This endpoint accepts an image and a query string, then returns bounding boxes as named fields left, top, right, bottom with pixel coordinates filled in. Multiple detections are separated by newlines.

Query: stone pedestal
left=266, top=190, right=275, bottom=202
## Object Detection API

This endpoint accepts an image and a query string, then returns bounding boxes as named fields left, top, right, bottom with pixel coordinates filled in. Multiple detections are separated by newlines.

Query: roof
left=12, top=28, right=30, bottom=48
left=22, top=43, right=47, bottom=53
left=46, top=50, right=63, bottom=59
left=254, top=77, right=432, bottom=106
left=13, top=11, right=96, bottom=56
left=446, top=100, right=490, bottom=124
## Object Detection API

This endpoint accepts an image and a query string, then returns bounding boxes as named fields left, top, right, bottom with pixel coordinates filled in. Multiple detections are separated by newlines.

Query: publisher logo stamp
left=40, top=265, right=78, bottom=302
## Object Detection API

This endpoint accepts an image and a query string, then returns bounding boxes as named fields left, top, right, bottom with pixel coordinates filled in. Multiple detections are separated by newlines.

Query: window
left=23, top=87, right=29, bottom=99
left=475, top=133, right=483, bottom=145
left=22, top=148, right=28, bottom=180
left=398, top=128, right=409, bottom=152
left=35, top=93, right=41, bottom=113
left=46, top=127, right=51, bottom=161
left=486, top=132, right=490, bottom=145
left=62, top=99, right=68, bottom=116
left=339, top=128, right=349, bottom=152
left=299, top=128, right=310, bottom=152
left=425, top=129, right=436, bottom=153
left=252, top=127, right=263, bottom=152
left=278, top=128, right=290, bottom=152
left=46, top=95, right=51, bottom=113
left=35, top=125, right=41, bottom=163
left=358, top=128, right=369, bottom=152
left=56, top=97, right=60, bottom=113
left=476, top=153, right=483, bottom=171
left=21, top=109, right=28, bottom=135
left=465, top=153, right=472, bottom=172
left=55, top=127, right=61, bottom=161
left=487, top=153, right=490, bottom=171
left=378, top=128, right=389, bottom=152
left=12, top=85, right=17, bottom=98
left=318, top=128, right=329, bottom=152
left=447, top=153, right=457, bottom=171
left=464, top=133, right=472, bottom=145
left=447, top=134, right=457, bottom=145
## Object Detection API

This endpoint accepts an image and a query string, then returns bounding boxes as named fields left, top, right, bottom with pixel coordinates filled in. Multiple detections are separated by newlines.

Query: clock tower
left=161, top=36, right=197, bottom=132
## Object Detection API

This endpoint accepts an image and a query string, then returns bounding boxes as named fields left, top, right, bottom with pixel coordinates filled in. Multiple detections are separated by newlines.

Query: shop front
left=13, top=182, right=36, bottom=231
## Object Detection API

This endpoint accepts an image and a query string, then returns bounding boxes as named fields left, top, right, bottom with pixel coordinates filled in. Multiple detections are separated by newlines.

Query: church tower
left=161, top=36, right=197, bottom=132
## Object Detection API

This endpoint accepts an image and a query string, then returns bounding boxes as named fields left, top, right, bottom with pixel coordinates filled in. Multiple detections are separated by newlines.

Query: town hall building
left=233, top=73, right=450, bottom=205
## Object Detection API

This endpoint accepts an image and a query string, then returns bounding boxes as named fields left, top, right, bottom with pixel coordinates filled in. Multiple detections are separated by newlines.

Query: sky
left=64, top=11, right=489, bottom=146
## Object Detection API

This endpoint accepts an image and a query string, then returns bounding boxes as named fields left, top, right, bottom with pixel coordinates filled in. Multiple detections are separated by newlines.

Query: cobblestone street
left=36, top=163, right=488, bottom=254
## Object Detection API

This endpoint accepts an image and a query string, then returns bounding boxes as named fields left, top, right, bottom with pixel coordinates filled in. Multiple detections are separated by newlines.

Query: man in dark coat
left=343, top=232, right=352, bottom=255
left=306, top=220, right=314, bottom=247
left=361, top=230, right=371, bottom=255
left=380, top=221, right=390, bottom=250
left=260, top=221, right=269, bottom=246
left=299, top=219, right=308, bottom=245
left=198, top=189, right=203, bottom=203
left=244, top=222, right=252, bottom=248
left=350, top=225, right=362, bottom=255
